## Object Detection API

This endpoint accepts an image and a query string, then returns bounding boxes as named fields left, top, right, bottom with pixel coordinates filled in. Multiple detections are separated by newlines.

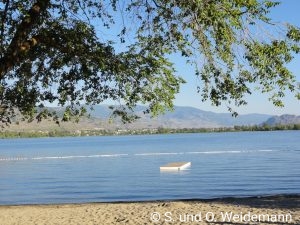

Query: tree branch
left=0, top=0, right=50, bottom=79
left=0, top=0, right=10, bottom=51
left=151, top=0, right=163, bottom=9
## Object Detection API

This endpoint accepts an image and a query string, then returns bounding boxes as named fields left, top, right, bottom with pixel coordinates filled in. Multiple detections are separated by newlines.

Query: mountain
left=88, top=105, right=271, bottom=128
left=263, top=114, right=300, bottom=126
left=5, top=105, right=273, bottom=131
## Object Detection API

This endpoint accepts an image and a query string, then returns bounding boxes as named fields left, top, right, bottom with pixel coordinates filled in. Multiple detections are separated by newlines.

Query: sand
left=0, top=195, right=299, bottom=225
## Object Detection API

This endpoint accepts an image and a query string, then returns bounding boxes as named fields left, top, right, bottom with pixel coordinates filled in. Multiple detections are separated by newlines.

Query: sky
left=44, top=0, right=299, bottom=116
left=172, top=0, right=300, bottom=115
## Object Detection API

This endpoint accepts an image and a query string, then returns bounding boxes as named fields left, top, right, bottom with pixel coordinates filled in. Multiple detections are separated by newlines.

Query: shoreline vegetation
left=0, top=124, right=300, bottom=139
left=0, top=195, right=299, bottom=225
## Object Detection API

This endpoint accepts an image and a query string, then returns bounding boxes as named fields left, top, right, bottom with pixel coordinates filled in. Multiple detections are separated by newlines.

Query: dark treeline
left=0, top=124, right=299, bottom=139
left=157, top=123, right=300, bottom=134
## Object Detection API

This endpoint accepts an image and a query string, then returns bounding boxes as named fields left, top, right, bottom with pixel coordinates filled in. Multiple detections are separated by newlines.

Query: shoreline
left=1, top=195, right=299, bottom=225
left=1, top=126, right=299, bottom=139
left=1, top=194, right=300, bottom=207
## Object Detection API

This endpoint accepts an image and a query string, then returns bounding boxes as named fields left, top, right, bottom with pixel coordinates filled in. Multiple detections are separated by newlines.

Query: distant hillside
left=263, top=114, right=300, bottom=126
left=88, top=105, right=271, bottom=128
left=5, top=105, right=273, bottom=132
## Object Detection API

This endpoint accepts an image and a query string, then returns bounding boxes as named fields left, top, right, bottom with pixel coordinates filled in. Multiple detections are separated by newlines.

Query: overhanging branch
left=0, top=0, right=10, bottom=51
left=0, top=0, right=50, bottom=79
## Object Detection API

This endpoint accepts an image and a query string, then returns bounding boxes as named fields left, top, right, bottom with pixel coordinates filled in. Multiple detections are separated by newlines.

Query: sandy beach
left=0, top=195, right=299, bottom=225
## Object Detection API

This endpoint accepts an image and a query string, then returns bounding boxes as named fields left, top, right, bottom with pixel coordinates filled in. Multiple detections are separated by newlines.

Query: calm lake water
left=0, top=131, right=299, bottom=205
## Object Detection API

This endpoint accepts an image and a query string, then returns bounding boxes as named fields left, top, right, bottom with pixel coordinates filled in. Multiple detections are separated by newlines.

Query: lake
left=0, top=131, right=299, bottom=205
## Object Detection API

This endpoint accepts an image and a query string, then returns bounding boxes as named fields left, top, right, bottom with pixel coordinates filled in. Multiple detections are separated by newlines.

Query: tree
left=0, top=0, right=299, bottom=126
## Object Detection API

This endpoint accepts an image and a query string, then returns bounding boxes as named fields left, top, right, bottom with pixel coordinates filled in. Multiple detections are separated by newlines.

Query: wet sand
left=0, top=195, right=299, bottom=225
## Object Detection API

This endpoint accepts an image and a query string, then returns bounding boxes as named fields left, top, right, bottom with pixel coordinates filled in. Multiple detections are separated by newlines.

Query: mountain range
left=5, top=105, right=299, bottom=132
left=88, top=105, right=271, bottom=129
left=263, top=114, right=300, bottom=126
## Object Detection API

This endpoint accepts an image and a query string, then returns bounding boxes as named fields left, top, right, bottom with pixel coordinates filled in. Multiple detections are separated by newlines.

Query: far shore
left=0, top=195, right=299, bottom=225
left=1, top=124, right=300, bottom=139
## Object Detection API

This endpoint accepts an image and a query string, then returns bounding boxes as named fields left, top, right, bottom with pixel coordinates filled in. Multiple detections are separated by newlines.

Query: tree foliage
left=0, top=0, right=299, bottom=125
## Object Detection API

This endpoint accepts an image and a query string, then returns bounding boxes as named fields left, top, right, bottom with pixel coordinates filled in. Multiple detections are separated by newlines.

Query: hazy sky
left=173, top=0, right=300, bottom=115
